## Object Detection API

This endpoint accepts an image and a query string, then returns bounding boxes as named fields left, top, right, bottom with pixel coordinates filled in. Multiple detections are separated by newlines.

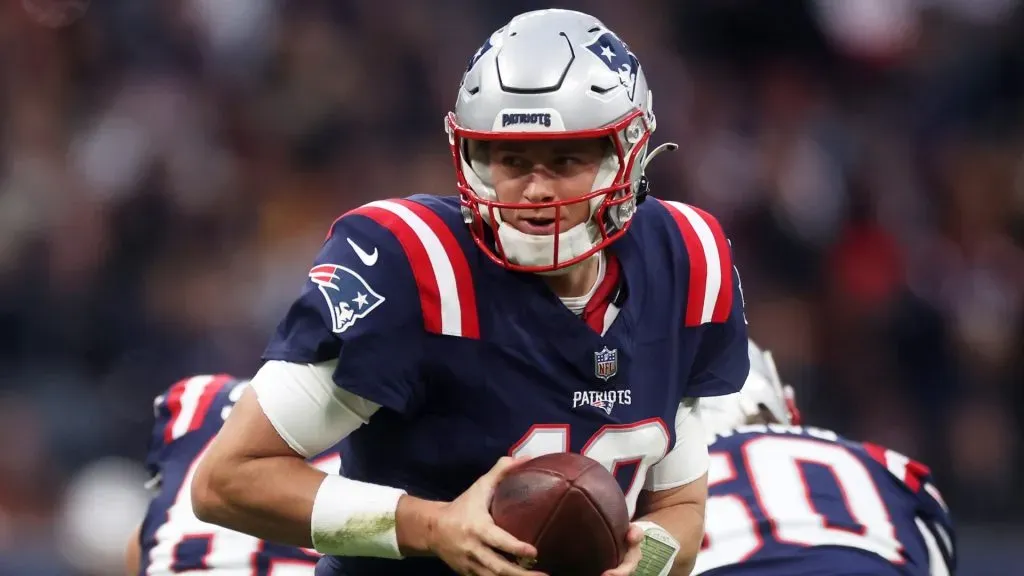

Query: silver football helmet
left=446, top=9, right=677, bottom=274
left=700, top=340, right=802, bottom=439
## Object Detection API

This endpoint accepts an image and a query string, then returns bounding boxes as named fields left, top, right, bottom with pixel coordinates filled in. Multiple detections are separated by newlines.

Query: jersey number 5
left=694, top=435, right=904, bottom=575
left=509, top=419, right=671, bottom=518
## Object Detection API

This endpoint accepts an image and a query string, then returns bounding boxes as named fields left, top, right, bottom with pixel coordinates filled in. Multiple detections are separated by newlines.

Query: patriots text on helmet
left=501, top=112, right=551, bottom=128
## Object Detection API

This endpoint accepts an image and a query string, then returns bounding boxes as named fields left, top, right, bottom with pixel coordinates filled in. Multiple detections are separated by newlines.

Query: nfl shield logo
left=594, top=347, right=618, bottom=382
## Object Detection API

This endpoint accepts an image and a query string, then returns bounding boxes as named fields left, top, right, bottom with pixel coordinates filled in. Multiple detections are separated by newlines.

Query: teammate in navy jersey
left=126, top=375, right=341, bottom=575
left=192, top=9, right=751, bottom=576
left=693, top=341, right=956, bottom=576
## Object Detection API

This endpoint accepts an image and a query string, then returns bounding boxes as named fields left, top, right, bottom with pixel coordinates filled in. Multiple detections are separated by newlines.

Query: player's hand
left=427, top=456, right=547, bottom=576
left=601, top=523, right=644, bottom=576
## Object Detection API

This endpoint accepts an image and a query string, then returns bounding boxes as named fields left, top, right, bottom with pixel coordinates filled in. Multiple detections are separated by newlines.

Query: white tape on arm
left=311, top=474, right=407, bottom=558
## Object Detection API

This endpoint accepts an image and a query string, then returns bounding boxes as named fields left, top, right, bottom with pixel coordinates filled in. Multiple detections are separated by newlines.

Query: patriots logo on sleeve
left=309, top=264, right=385, bottom=334
left=584, top=30, right=640, bottom=100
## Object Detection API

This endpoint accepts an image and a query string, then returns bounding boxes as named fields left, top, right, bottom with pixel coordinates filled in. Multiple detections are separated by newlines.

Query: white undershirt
left=559, top=251, right=606, bottom=316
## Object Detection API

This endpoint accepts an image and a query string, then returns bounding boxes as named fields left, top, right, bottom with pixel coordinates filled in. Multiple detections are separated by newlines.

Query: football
left=490, top=452, right=629, bottom=575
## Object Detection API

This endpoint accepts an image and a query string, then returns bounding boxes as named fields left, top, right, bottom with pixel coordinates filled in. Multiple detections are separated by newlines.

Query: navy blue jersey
left=138, top=375, right=342, bottom=576
left=264, top=195, right=749, bottom=576
left=693, top=425, right=956, bottom=576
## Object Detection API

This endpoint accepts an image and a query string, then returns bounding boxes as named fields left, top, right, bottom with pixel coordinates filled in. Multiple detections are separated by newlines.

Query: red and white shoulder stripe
left=658, top=200, right=734, bottom=326
left=863, top=442, right=941, bottom=502
left=158, top=374, right=233, bottom=443
left=345, top=199, right=480, bottom=339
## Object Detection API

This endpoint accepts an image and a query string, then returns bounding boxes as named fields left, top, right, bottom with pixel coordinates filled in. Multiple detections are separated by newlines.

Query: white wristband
left=632, top=521, right=679, bottom=576
left=310, top=475, right=407, bottom=559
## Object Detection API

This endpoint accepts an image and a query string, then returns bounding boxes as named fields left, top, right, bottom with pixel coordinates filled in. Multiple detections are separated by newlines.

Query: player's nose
left=520, top=174, right=557, bottom=204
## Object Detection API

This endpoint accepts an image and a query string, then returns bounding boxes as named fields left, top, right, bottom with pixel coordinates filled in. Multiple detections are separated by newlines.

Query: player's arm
left=635, top=234, right=747, bottom=575
left=193, top=208, right=540, bottom=575
left=634, top=399, right=709, bottom=576
left=191, top=209, right=433, bottom=554
left=191, top=359, right=441, bottom=552
left=124, top=523, right=141, bottom=576
left=635, top=479, right=706, bottom=576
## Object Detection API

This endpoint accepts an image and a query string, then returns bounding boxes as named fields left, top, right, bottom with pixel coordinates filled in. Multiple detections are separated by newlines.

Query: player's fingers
left=478, top=524, right=537, bottom=559
left=622, top=535, right=644, bottom=566
left=487, top=456, right=527, bottom=480
left=465, top=545, right=510, bottom=576
left=602, top=525, right=645, bottom=576
left=470, top=545, right=546, bottom=576
left=462, top=558, right=491, bottom=576
left=626, top=523, right=645, bottom=544
left=473, top=456, right=529, bottom=500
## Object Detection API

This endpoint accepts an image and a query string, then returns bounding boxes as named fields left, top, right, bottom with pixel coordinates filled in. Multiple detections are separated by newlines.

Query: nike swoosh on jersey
left=347, top=237, right=379, bottom=266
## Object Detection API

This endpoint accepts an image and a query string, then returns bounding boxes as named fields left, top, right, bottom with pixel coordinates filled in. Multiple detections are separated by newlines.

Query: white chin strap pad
left=496, top=220, right=598, bottom=274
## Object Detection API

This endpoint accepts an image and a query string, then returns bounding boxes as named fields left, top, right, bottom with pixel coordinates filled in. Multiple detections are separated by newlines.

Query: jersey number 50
left=693, top=436, right=904, bottom=575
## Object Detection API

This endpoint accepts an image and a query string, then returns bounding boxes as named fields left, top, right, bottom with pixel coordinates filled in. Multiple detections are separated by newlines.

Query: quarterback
left=192, top=9, right=750, bottom=576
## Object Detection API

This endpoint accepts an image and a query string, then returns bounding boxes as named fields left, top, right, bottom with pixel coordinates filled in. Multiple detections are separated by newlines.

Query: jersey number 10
left=509, top=420, right=671, bottom=518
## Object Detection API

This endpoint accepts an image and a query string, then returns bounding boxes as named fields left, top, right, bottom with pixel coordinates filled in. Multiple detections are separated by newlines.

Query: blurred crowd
left=0, top=0, right=1022, bottom=573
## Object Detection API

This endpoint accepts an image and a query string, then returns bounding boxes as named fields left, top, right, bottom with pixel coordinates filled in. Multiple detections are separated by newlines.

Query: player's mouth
left=519, top=216, right=559, bottom=235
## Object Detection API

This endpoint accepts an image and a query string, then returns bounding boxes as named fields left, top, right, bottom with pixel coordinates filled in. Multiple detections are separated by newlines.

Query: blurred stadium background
left=0, top=0, right=1022, bottom=574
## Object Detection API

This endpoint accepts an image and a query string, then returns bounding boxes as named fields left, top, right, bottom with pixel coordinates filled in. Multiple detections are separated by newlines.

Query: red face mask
left=445, top=109, right=652, bottom=273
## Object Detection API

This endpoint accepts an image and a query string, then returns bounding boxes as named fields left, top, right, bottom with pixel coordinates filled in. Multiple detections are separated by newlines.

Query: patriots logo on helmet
left=466, top=27, right=506, bottom=73
left=584, top=30, right=640, bottom=100
left=309, top=264, right=385, bottom=334
left=466, top=37, right=493, bottom=73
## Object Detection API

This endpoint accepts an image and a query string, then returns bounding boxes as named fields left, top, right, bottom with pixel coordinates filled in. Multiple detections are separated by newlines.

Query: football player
left=693, top=341, right=956, bottom=575
left=126, top=375, right=341, bottom=575
left=192, top=9, right=751, bottom=576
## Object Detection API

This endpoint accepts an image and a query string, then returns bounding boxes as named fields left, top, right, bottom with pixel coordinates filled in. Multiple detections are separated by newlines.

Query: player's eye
left=500, top=154, right=530, bottom=170
left=551, top=156, right=589, bottom=174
